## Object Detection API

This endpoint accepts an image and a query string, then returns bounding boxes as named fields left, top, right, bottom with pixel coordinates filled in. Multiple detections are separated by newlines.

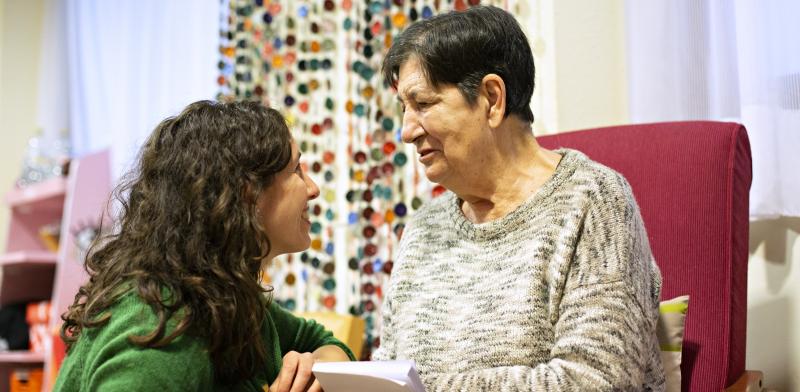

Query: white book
left=312, top=360, right=426, bottom=392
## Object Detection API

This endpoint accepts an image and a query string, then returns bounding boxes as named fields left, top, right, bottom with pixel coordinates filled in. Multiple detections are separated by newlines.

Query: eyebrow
left=397, top=90, right=418, bottom=105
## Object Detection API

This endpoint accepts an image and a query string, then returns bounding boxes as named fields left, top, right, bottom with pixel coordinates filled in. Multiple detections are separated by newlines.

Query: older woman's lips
left=418, top=149, right=438, bottom=164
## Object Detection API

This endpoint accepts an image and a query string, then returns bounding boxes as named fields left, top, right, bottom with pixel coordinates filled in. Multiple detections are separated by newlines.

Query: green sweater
left=53, top=292, right=355, bottom=391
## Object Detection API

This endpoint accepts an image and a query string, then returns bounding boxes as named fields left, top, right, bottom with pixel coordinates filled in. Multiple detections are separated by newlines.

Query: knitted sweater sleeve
left=422, top=176, right=663, bottom=391
left=268, top=301, right=356, bottom=360
left=56, top=295, right=216, bottom=392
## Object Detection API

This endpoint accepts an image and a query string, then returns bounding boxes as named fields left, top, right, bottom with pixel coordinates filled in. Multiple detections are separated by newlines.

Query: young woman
left=54, top=100, right=353, bottom=391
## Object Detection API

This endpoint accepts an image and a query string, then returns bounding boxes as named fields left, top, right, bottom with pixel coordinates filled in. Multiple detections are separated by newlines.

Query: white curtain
left=625, top=0, right=800, bottom=219
left=38, top=0, right=220, bottom=180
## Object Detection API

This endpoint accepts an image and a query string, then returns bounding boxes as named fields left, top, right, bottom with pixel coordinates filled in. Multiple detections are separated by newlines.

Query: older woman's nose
left=400, top=110, right=422, bottom=144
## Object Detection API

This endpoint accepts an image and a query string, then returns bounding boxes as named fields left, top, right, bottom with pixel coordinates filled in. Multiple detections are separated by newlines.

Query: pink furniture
left=539, top=121, right=759, bottom=391
left=0, top=150, right=111, bottom=391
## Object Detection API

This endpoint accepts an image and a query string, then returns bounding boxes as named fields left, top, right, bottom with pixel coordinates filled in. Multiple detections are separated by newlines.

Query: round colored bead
left=411, top=196, right=423, bottom=210
left=285, top=273, right=296, bottom=285
left=362, top=262, right=374, bottom=275
left=394, top=203, right=407, bottom=217
left=393, top=223, right=405, bottom=239
left=422, top=5, right=433, bottom=19
left=324, top=170, right=334, bottom=182
left=325, top=242, right=334, bottom=255
left=362, top=206, right=375, bottom=220
left=310, top=222, right=322, bottom=234
left=392, top=12, right=408, bottom=28
left=354, top=151, right=367, bottom=163
left=311, top=239, right=323, bottom=251
left=393, top=152, right=408, bottom=166
left=348, top=257, right=359, bottom=270
left=381, top=118, right=395, bottom=131
left=371, top=211, right=384, bottom=226
left=284, top=299, right=296, bottom=311
left=348, top=212, right=359, bottom=225
left=362, top=225, right=376, bottom=238
left=370, top=148, right=383, bottom=161
left=325, top=209, right=334, bottom=221
left=382, top=260, right=394, bottom=274
left=323, top=262, right=335, bottom=275
left=311, top=257, right=321, bottom=268
left=432, top=185, right=447, bottom=197
left=362, top=282, right=375, bottom=295
left=362, top=190, right=373, bottom=202
left=323, top=295, right=336, bottom=309
left=323, top=278, right=336, bottom=291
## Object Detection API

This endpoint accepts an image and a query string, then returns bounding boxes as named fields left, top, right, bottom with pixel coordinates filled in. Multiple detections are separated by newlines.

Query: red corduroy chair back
left=539, top=121, right=752, bottom=391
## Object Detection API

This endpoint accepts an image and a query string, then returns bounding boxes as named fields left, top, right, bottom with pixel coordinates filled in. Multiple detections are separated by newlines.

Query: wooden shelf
left=0, top=351, right=44, bottom=365
left=0, top=251, right=58, bottom=267
left=5, top=177, right=67, bottom=212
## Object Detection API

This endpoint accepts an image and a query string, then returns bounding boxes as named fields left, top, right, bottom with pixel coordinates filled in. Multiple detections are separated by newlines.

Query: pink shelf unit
left=0, top=150, right=111, bottom=392
left=5, top=177, right=67, bottom=213
left=0, top=351, right=45, bottom=364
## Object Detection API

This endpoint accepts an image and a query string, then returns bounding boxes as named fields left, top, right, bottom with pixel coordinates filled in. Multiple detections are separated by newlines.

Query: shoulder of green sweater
left=82, top=290, right=208, bottom=357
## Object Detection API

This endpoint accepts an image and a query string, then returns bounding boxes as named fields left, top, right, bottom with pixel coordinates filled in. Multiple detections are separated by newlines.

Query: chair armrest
left=724, top=371, right=763, bottom=392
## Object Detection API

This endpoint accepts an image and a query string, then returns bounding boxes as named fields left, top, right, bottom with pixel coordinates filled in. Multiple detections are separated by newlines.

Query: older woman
left=372, top=6, right=665, bottom=391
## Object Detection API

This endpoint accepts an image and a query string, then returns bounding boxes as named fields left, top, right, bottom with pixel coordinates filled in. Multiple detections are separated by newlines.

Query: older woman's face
left=396, top=57, right=490, bottom=188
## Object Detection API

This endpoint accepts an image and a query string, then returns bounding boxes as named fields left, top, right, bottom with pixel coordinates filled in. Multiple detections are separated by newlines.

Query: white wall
left=0, top=0, right=45, bottom=253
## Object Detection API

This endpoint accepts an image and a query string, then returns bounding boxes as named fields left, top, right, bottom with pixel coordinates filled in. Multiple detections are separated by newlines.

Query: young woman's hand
left=270, top=345, right=349, bottom=392
left=270, top=351, right=320, bottom=392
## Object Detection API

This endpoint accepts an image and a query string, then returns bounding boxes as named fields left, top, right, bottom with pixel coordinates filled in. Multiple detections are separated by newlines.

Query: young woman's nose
left=305, top=174, right=320, bottom=200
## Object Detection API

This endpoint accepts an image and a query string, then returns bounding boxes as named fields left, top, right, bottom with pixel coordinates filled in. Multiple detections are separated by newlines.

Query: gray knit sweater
left=372, top=149, right=665, bottom=391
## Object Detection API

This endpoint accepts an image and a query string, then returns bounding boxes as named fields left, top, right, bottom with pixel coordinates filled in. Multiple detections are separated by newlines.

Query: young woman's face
left=256, top=139, right=319, bottom=260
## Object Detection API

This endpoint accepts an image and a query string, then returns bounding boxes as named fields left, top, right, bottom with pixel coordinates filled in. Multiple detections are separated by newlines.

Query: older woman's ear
left=481, top=73, right=507, bottom=128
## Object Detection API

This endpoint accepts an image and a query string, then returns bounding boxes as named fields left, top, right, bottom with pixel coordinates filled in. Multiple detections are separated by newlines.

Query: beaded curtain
left=218, top=0, right=518, bottom=359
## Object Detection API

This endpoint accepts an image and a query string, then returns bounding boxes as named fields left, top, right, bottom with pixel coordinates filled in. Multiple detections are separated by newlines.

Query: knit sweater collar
left=446, top=148, right=582, bottom=241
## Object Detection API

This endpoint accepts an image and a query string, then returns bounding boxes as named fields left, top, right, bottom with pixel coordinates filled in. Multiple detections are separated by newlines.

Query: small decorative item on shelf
left=16, top=131, right=71, bottom=188
left=9, top=367, right=43, bottom=392
left=25, top=301, right=50, bottom=354
left=37, top=223, right=60, bottom=252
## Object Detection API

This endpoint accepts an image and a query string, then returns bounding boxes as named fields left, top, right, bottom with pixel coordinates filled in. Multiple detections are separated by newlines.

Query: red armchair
left=539, top=122, right=761, bottom=391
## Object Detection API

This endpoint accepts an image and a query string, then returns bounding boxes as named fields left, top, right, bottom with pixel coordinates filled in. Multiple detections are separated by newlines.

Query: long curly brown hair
left=61, top=100, right=292, bottom=384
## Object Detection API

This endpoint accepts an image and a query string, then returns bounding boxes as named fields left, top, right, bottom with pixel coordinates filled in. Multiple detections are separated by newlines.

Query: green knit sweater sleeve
left=53, top=293, right=214, bottom=392
left=267, top=301, right=356, bottom=361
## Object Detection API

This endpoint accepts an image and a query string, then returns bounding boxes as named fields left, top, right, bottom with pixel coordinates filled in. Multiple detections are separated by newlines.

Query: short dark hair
left=382, top=5, right=535, bottom=123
